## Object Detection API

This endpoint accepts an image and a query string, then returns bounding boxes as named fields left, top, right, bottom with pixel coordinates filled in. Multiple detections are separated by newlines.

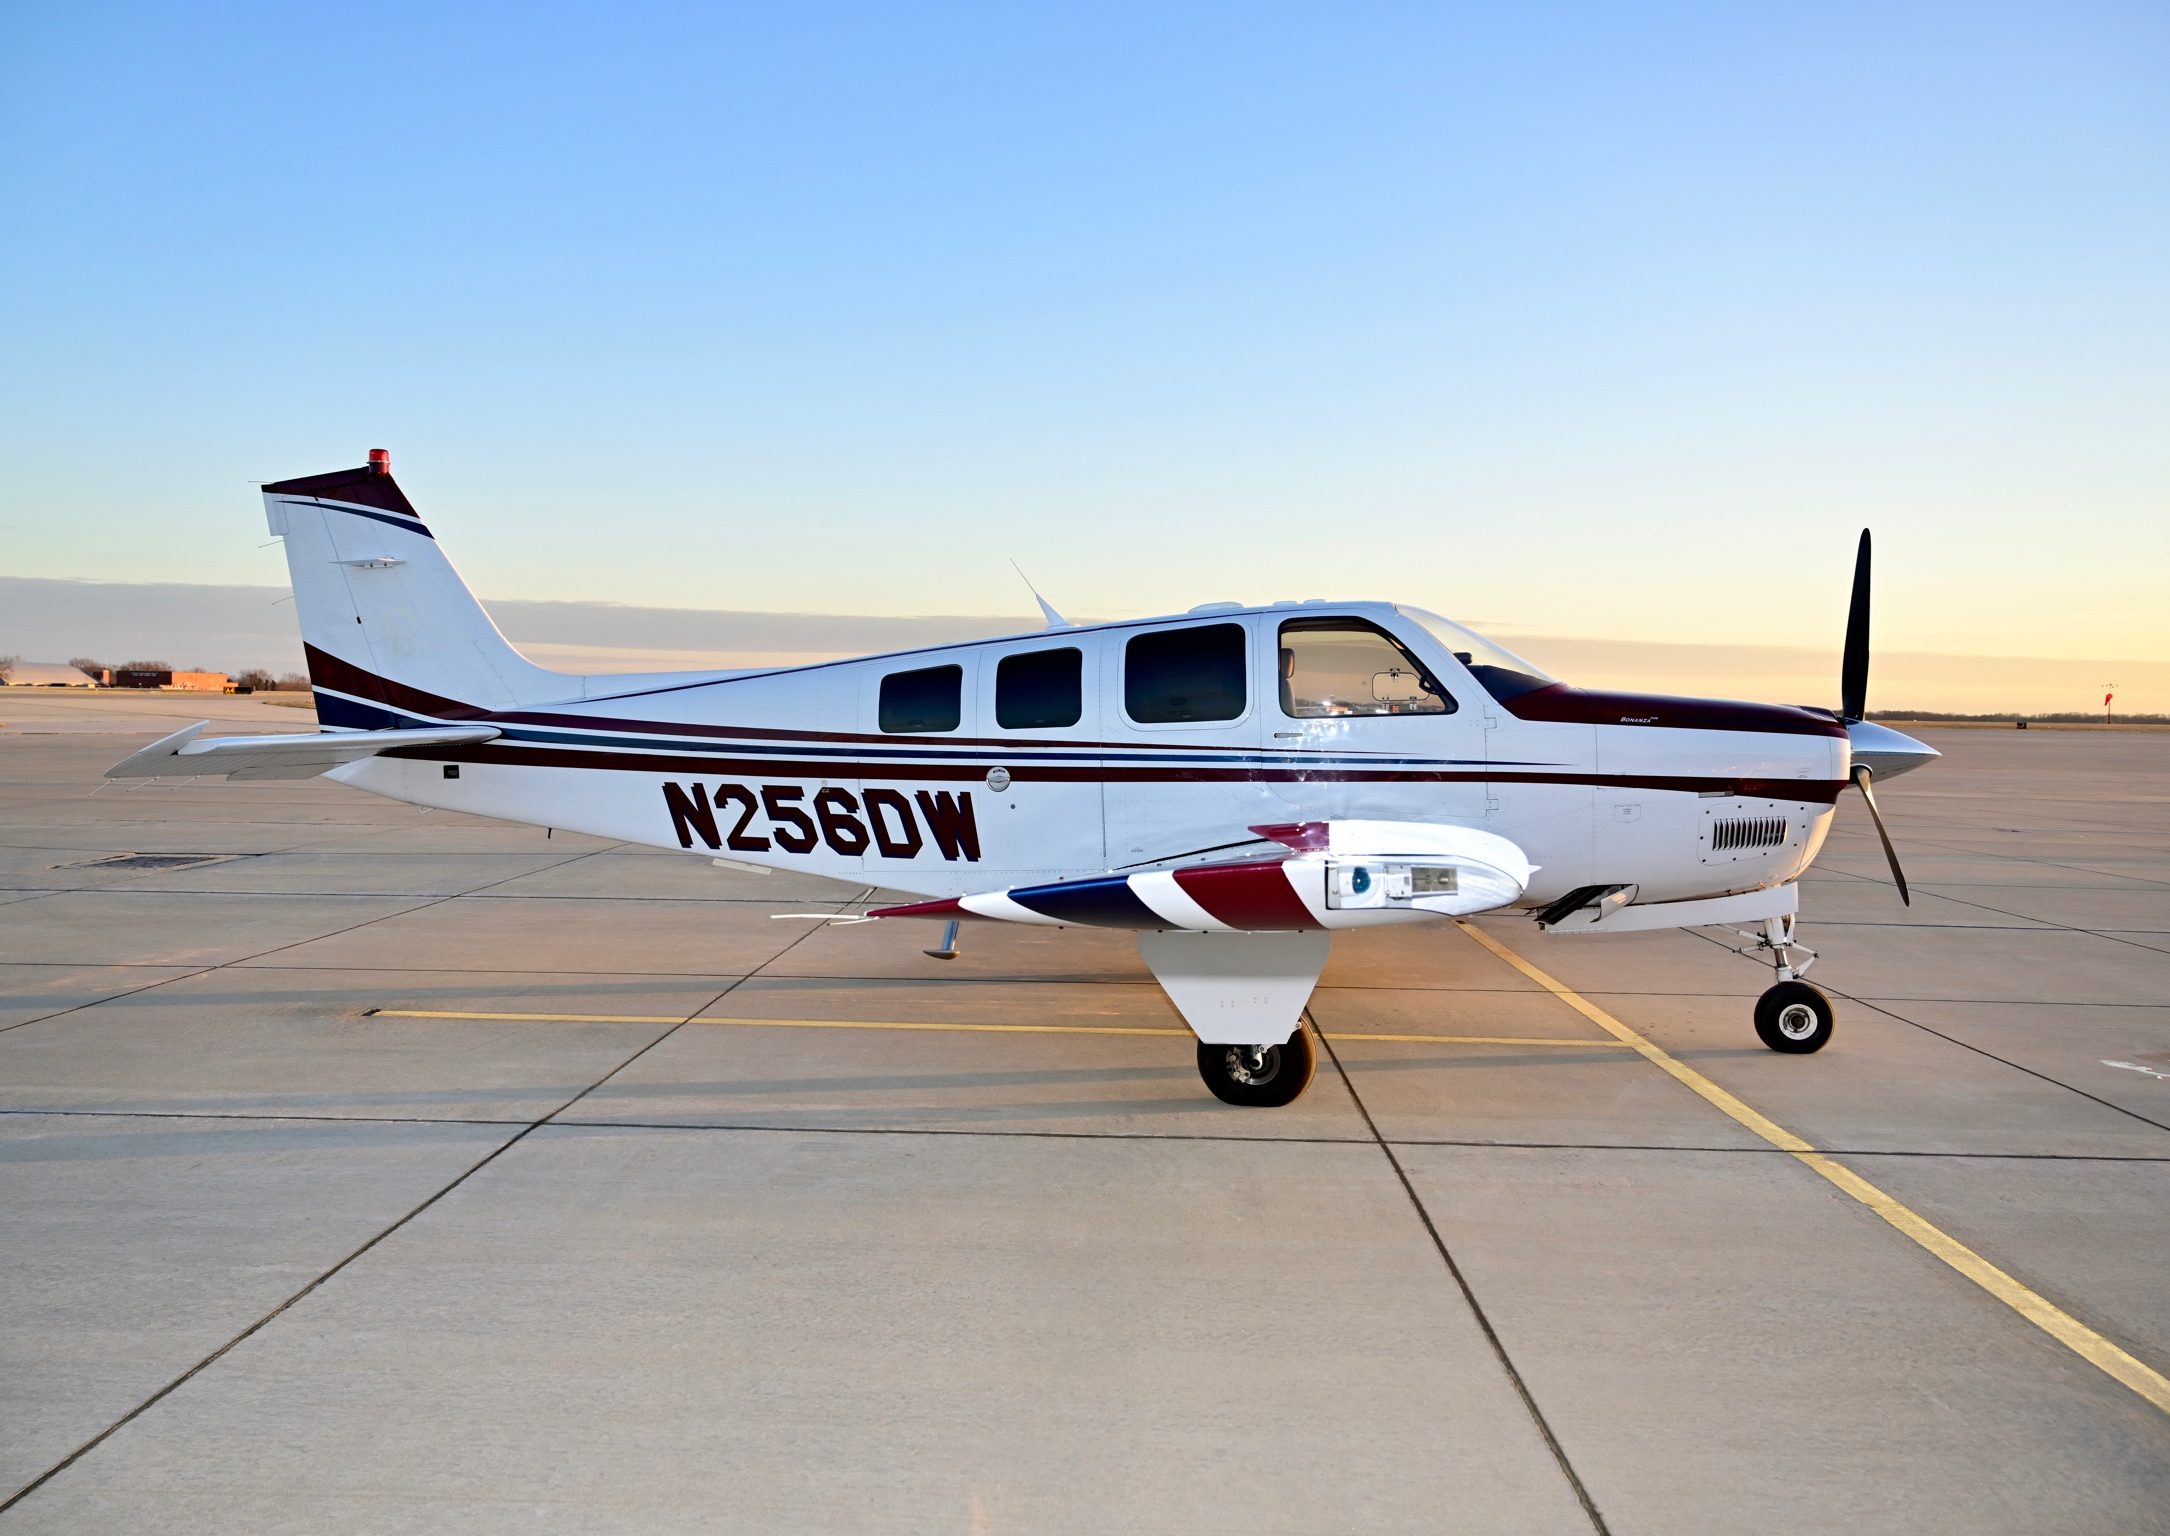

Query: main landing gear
left=1196, top=1027, right=1317, bottom=1108
left=1735, top=913, right=1834, bottom=1054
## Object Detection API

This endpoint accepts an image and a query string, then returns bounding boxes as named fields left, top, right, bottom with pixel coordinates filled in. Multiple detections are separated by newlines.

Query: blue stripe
left=278, top=498, right=434, bottom=540
left=310, top=683, right=1557, bottom=771
left=314, top=690, right=407, bottom=730
left=1006, top=875, right=1167, bottom=929
left=484, top=723, right=1506, bottom=768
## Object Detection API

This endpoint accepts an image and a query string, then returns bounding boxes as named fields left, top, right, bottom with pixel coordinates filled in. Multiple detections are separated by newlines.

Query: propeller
left=1841, top=529, right=1871, bottom=723
left=1837, top=529, right=1911, bottom=905
left=1848, top=764, right=1910, bottom=906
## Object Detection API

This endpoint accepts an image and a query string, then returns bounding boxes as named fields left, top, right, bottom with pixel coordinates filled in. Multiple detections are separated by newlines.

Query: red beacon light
left=367, top=448, right=391, bottom=476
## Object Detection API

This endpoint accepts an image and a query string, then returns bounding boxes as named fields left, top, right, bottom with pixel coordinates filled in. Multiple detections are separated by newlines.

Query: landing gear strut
left=1196, top=1027, right=1317, bottom=1107
left=1732, top=914, right=1834, bottom=1053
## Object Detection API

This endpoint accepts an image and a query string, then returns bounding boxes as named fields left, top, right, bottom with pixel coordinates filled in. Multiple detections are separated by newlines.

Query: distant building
left=0, top=661, right=99, bottom=687
left=103, top=669, right=230, bottom=691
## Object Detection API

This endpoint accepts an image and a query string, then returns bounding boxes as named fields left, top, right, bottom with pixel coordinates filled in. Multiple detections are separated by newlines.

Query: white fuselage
left=328, top=600, right=1848, bottom=909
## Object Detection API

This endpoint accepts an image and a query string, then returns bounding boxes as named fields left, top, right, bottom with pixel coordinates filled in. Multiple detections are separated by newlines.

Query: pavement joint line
left=0, top=1120, right=539, bottom=1515
left=533, top=1117, right=1377, bottom=1145
left=6, top=953, right=2162, bottom=1010
left=0, top=841, right=618, bottom=1036
left=0, top=1107, right=1380, bottom=1144
left=1309, top=1008, right=1612, bottom=1535
left=534, top=887, right=876, bottom=1126
left=0, top=876, right=863, bottom=1514
left=1840, top=873, right=2170, bottom=958
left=1894, top=832, right=2170, bottom=892
left=361, top=1007, right=1633, bottom=1049
left=8, top=1108, right=2170, bottom=1161
left=1681, top=928, right=2170, bottom=1138
left=1844, top=994, right=2170, bottom=1139
left=1455, top=919, right=2170, bottom=1419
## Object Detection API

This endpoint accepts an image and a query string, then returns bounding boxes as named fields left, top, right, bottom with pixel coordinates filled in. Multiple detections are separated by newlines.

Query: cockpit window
left=1398, top=607, right=1558, bottom=704
left=1278, top=618, right=1453, bottom=717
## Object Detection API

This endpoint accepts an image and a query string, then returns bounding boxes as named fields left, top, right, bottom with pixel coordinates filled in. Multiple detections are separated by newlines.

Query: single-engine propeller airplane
left=110, top=451, right=1938, bottom=1106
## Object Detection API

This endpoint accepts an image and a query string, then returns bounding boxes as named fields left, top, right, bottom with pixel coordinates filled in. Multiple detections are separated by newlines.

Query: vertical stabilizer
left=262, top=452, right=573, bottom=723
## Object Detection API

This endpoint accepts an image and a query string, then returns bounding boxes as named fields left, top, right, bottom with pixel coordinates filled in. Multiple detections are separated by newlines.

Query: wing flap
left=105, top=722, right=499, bottom=781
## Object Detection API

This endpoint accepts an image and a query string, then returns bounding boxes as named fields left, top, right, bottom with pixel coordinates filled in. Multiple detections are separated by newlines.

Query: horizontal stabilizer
left=105, top=722, right=499, bottom=782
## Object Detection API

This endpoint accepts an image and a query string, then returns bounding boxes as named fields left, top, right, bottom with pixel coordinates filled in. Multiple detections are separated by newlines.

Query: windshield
left=1398, top=607, right=1559, bottom=704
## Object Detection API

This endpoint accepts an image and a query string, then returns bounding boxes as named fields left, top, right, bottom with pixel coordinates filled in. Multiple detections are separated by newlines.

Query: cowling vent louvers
left=1710, top=815, right=1788, bottom=852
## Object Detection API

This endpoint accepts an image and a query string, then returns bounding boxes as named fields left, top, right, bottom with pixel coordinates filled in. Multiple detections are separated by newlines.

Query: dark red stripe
left=868, top=896, right=969, bottom=920
left=307, top=649, right=1844, bottom=802
left=263, top=465, right=423, bottom=519
left=315, top=651, right=1417, bottom=755
left=313, top=649, right=1842, bottom=762
left=1172, top=861, right=1319, bottom=930
left=304, top=644, right=487, bottom=720
left=383, top=738, right=1846, bottom=803
left=489, top=706, right=1292, bottom=754
left=1252, top=821, right=1331, bottom=850
left=1506, top=685, right=1847, bottom=738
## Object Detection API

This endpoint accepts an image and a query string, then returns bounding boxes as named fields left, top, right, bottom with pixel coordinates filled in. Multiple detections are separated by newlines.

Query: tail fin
left=263, top=452, right=574, bottom=725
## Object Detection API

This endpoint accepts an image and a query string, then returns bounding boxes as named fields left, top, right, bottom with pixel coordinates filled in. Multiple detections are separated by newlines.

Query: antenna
left=1010, top=560, right=1070, bottom=629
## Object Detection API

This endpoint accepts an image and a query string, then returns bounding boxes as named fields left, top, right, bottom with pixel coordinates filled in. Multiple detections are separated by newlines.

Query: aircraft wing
left=869, top=818, right=1535, bottom=931
left=105, top=721, right=500, bottom=782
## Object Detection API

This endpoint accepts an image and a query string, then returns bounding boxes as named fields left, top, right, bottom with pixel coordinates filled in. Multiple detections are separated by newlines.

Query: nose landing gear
left=1734, top=913, right=1835, bottom=1054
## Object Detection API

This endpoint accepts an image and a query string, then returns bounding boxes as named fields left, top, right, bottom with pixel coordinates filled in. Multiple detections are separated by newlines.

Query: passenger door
left=968, top=638, right=1107, bottom=883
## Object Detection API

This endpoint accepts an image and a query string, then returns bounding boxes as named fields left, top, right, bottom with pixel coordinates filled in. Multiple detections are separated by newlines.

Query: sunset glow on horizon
left=3, top=2, right=2164, bottom=710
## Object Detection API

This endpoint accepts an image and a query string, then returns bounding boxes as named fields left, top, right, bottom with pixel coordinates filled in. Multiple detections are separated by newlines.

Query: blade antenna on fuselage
left=1010, top=560, right=1071, bottom=629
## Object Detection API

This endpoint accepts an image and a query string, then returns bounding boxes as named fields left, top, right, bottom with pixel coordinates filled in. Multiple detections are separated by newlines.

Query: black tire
left=1755, top=980, right=1834, bottom=1054
left=1197, top=1027, right=1317, bottom=1107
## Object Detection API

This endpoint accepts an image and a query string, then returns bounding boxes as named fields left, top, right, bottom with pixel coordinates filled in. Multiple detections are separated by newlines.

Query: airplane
left=109, top=450, right=1938, bottom=1107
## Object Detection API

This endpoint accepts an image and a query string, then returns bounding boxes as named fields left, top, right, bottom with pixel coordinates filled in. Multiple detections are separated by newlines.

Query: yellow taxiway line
left=368, top=1008, right=1186, bottom=1036
left=1453, top=919, right=2170, bottom=1419
left=364, top=1007, right=1626, bottom=1050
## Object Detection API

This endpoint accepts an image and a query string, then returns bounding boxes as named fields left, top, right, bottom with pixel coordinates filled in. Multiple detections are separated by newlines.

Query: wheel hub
left=1224, top=1044, right=1282, bottom=1086
left=1776, top=1002, right=1820, bottom=1040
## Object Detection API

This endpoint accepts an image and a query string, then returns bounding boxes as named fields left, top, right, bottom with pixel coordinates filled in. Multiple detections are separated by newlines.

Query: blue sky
left=3, top=2, right=2166, bottom=697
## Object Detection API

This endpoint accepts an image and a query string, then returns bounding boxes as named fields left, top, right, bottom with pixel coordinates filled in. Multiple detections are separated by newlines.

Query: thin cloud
left=2, top=577, right=2158, bottom=716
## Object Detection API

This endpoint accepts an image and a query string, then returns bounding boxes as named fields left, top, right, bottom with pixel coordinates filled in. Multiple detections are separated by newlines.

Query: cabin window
left=996, top=647, right=1083, bottom=729
left=879, top=664, right=963, bottom=733
left=1278, top=618, right=1453, bottom=718
left=1125, top=623, right=1247, bottom=724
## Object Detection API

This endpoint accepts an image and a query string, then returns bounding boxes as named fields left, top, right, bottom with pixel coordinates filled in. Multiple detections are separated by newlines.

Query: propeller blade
left=1849, top=764, right=1910, bottom=906
left=1840, top=528, right=1871, bottom=721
